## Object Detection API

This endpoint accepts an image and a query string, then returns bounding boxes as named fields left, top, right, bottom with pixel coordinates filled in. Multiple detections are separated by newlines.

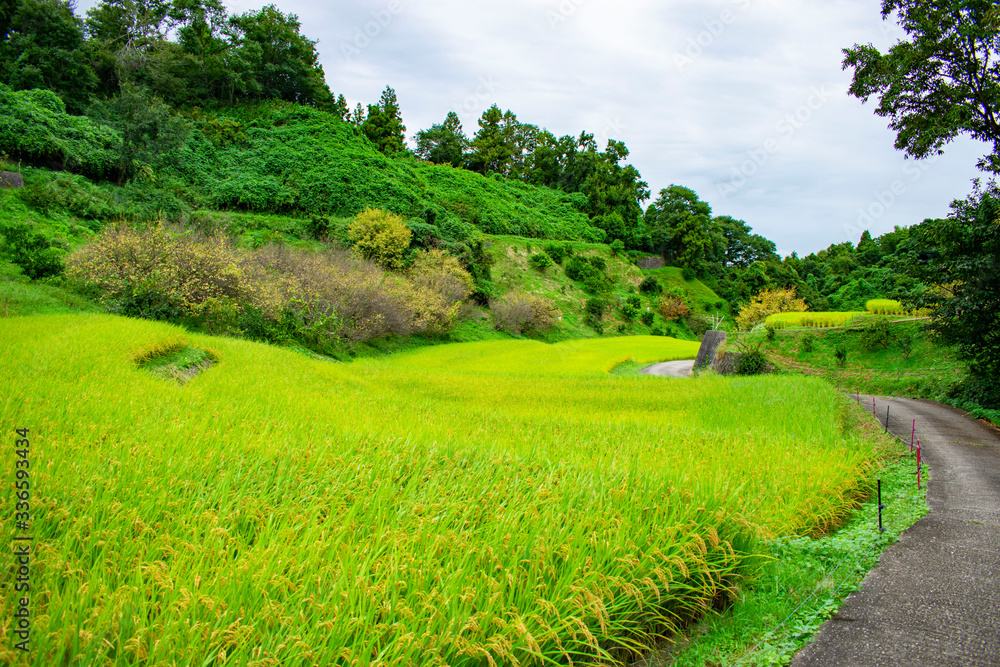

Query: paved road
left=791, top=396, right=1000, bottom=667
left=640, top=359, right=695, bottom=378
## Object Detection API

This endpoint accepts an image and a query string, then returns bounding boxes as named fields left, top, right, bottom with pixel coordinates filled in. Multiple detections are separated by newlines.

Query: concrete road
left=640, top=360, right=695, bottom=378
left=791, top=396, right=1000, bottom=667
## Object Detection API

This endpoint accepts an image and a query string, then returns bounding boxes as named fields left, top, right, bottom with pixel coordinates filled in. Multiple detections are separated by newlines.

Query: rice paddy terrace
left=1, top=315, right=889, bottom=665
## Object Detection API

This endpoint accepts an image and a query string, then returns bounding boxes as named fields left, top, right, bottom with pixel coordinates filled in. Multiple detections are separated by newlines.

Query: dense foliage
left=843, top=0, right=1000, bottom=173
left=896, top=182, right=1000, bottom=407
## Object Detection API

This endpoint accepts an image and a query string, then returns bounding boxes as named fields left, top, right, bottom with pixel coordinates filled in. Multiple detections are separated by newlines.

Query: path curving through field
left=791, top=395, right=1000, bottom=667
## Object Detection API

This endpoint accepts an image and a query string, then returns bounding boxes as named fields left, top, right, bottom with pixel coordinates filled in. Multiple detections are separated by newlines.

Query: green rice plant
left=765, top=311, right=867, bottom=329
left=0, top=317, right=886, bottom=665
left=865, top=299, right=906, bottom=315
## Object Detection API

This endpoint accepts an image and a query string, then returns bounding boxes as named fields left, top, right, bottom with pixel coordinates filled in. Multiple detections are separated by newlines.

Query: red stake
left=872, top=396, right=877, bottom=416
left=917, top=440, right=922, bottom=489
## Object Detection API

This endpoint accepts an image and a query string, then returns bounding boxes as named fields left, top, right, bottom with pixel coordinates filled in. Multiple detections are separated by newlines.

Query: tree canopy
left=843, top=0, right=1000, bottom=172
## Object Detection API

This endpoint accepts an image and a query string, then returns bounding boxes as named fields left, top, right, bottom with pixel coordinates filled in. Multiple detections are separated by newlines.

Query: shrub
left=734, top=336, right=770, bottom=375
left=860, top=319, right=896, bottom=350
left=801, top=332, right=816, bottom=353
left=765, top=325, right=776, bottom=341
left=834, top=344, right=848, bottom=367
left=621, top=302, right=640, bottom=322
left=897, top=328, right=915, bottom=359
left=0, top=223, right=64, bottom=280
left=543, top=242, right=566, bottom=264
left=641, top=310, right=655, bottom=326
left=587, top=255, right=607, bottom=272
left=736, top=287, right=808, bottom=330
left=736, top=349, right=769, bottom=375
left=66, top=223, right=468, bottom=353
left=348, top=208, right=412, bottom=270
left=659, top=288, right=690, bottom=321
left=639, top=276, right=662, bottom=295
left=490, top=292, right=559, bottom=334
left=610, top=239, right=625, bottom=256
left=529, top=252, right=553, bottom=271
left=307, top=216, right=331, bottom=240
left=66, top=223, right=261, bottom=322
left=409, top=249, right=474, bottom=332
left=0, top=84, right=122, bottom=178
left=565, top=255, right=608, bottom=293
left=584, top=297, right=605, bottom=333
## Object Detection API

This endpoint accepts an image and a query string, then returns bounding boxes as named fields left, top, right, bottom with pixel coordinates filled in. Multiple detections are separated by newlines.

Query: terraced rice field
left=765, top=311, right=868, bottom=329
left=1, top=315, right=887, bottom=665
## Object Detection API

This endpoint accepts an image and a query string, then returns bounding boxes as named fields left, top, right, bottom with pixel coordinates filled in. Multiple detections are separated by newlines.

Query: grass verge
left=644, top=425, right=927, bottom=666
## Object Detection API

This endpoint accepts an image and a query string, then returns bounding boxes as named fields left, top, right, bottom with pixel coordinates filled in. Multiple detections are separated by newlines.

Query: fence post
left=885, top=405, right=890, bottom=433
left=878, top=479, right=885, bottom=533
left=911, top=419, right=916, bottom=452
left=917, top=441, right=922, bottom=490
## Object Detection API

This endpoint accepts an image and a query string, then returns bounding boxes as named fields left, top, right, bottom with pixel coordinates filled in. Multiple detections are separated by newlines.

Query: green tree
left=466, top=104, right=509, bottom=174
left=898, top=181, right=1000, bottom=406
left=645, top=185, right=713, bottom=269
left=581, top=139, right=649, bottom=247
left=84, top=0, right=172, bottom=97
left=361, top=86, right=406, bottom=154
left=0, top=0, right=97, bottom=113
left=230, top=4, right=332, bottom=106
left=414, top=111, right=468, bottom=166
left=843, top=0, right=1000, bottom=172
left=88, top=81, right=190, bottom=183
left=0, top=223, right=63, bottom=279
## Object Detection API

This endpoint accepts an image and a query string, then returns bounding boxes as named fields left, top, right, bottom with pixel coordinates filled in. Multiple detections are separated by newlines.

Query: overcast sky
left=76, top=0, right=989, bottom=256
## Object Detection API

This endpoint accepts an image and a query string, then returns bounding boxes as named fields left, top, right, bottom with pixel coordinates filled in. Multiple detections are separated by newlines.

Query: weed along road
left=791, top=396, right=1000, bottom=667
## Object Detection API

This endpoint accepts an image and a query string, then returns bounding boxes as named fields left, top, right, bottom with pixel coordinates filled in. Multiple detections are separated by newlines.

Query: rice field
left=765, top=311, right=867, bottom=329
left=1, top=315, right=886, bottom=666
left=865, top=299, right=909, bottom=315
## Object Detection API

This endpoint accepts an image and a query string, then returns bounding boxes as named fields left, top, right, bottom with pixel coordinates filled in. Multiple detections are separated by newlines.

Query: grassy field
left=2, top=316, right=889, bottom=665
left=759, top=321, right=964, bottom=401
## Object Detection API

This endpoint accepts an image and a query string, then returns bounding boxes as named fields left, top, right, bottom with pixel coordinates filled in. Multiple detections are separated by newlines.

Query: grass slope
left=760, top=321, right=964, bottom=400
left=1, top=315, right=889, bottom=665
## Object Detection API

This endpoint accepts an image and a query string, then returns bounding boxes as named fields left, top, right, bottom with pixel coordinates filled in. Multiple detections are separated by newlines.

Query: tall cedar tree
left=361, top=86, right=406, bottom=154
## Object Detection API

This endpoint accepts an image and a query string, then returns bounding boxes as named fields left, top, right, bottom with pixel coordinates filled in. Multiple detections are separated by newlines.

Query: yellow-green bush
left=490, top=291, right=560, bottom=334
left=66, top=223, right=264, bottom=321
left=347, top=207, right=412, bottom=270
left=66, top=224, right=471, bottom=350
left=736, top=288, right=807, bottom=330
